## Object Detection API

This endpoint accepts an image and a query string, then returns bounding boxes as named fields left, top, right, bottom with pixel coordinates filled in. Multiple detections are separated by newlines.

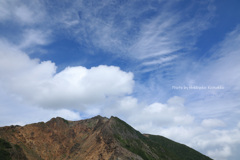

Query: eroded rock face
left=0, top=116, right=212, bottom=160
left=0, top=116, right=141, bottom=160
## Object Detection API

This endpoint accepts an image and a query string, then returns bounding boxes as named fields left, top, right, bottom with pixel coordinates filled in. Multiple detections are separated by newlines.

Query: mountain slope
left=0, top=116, right=212, bottom=160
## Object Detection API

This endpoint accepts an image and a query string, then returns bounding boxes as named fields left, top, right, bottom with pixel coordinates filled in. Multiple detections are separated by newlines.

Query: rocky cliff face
left=0, top=116, right=212, bottom=160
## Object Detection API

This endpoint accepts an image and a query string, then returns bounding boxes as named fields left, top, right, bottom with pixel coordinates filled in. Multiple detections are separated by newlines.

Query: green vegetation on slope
left=147, top=135, right=212, bottom=160
left=111, top=117, right=168, bottom=159
left=0, top=138, right=28, bottom=160
left=112, top=117, right=212, bottom=160
left=0, top=138, right=12, bottom=160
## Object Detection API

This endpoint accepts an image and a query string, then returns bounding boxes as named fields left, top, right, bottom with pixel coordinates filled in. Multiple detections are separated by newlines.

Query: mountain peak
left=48, top=116, right=68, bottom=122
left=0, top=116, right=212, bottom=160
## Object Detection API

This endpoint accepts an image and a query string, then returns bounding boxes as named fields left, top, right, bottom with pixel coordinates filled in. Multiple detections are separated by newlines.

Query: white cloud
left=154, top=123, right=240, bottom=160
left=0, top=0, right=51, bottom=56
left=0, top=1, right=240, bottom=160
left=103, top=96, right=194, bottom=130
left=0, top=0, right=44, bottom=24
left=207, top=146, right=231, bottom=160
left=0, top=1, right=10, bottom=21
left=19, top=29, right=51, bottom=49
left=99, top=94, right=240, bottom=160
left=128, top=1, right=214, bottom=70
left=15, top=5, right=34, bottom=24
left=0, top=88, right=81, bottom=126
left=209, top=26, right=240, bottom=90
left=51, top=109, right=81, bottom=120
left=202, top=119, right=225, bottom=128
left=186, top=25, right=240, bottom=92
left=180, top=25, right=240, bottom=123
left=127, top=96, right=195, bottom=132
left=39, top=0, right=214, bottom=72
left=0, top=41, right=134, bottom=109
left=142, top=55, right=178, bottom=66
left=103, top=96, right=139, bottom=117
left=177, top=26, right=240, bottom=159
left=237, top=122, right=240, bottom=129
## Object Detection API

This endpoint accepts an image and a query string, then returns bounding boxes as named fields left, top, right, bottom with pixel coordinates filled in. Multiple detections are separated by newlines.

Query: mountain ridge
left=0, top=116, right=212, bottom=160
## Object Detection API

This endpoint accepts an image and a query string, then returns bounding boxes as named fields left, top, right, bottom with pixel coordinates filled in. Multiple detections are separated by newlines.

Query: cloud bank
left=101, top=95, right=240, bottom=160
left=0, top=41, right=134, bottom=109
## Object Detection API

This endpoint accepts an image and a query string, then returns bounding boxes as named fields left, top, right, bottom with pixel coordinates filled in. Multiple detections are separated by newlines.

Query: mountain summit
left=0, top=116, right=212, bottom=160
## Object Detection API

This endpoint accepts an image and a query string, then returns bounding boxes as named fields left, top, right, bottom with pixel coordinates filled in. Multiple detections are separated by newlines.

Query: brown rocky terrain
left=0, top=116, right=212, bottom=160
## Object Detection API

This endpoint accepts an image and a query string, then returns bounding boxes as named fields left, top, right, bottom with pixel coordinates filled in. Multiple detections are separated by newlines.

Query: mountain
left=0, top=116, right=212, bottom=160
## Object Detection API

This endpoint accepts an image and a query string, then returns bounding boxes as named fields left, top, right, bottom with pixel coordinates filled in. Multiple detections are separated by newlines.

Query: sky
left=0, top=0, right=240, bottom=159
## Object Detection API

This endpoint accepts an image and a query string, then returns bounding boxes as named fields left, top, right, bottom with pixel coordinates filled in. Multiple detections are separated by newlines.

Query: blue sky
left=0, top=0, right=240, bottom=159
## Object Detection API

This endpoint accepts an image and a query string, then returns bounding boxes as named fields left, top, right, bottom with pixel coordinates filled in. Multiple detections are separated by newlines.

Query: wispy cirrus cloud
left=0, top=0, right=44, bottom=24
left=38, top=0, right=215, bottom=72
left=0, top=0, right=215, bottom=70
left=180, top=25, right=240, bottom=119
left=19, top=29, right=51, bottom=50
left=142, top=55, right=178, bottom=66
left=130, top=2, right=215, bottom=72
left=0, top=0, right=51, bottom=55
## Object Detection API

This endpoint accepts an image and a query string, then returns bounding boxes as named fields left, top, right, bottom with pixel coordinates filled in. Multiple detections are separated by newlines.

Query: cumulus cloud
left=0, top=87, right=81, bottom=126
left=0, top=41, right=134, bottom=109
left=156, top=123, right=240, bottom=160
left=207, top=146, right=231, bottom=160
left=100, top=94, right=240, bottom=160
left=201, top=119, right=225, bottom=128
left=103, top=96, right=194, bottom=132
